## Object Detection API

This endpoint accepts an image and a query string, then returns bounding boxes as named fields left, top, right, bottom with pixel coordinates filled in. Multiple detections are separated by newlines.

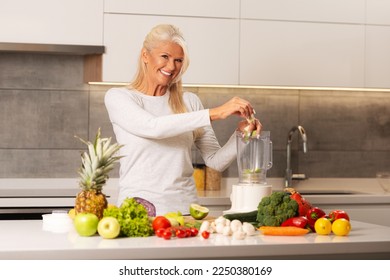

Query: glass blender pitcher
left=224, top=131, right=273, bottom=214
left=237, top=130, right=273, bottom=185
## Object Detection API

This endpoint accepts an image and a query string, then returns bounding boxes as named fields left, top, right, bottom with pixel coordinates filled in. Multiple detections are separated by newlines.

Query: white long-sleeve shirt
left=104, top=87, right=237, bottom=215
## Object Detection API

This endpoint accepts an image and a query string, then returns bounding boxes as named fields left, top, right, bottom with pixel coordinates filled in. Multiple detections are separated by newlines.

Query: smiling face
left=142, top=41, right=184, bottom=96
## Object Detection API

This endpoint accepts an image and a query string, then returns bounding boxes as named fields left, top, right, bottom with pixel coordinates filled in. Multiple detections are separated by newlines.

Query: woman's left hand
left=237, top=117, right=262, bottom=137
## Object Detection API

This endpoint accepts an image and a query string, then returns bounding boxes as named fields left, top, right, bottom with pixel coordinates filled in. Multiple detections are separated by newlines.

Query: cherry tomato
left=175, top=229, right=187, bottom=238
left=201, top=230, right=210, bottom=239
left=155, top=228, right=165, bottom=238
left=152, top=216, right=171, bottom=232
left=185, top=228, right=192, bottom=237
left=162, top=229, right=172, bottom=240
left=190, top=227, right=199, bottom=237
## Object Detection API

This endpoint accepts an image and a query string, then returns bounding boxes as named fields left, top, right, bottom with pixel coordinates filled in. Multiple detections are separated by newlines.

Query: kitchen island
left=0, top=219, right=389, bottom=260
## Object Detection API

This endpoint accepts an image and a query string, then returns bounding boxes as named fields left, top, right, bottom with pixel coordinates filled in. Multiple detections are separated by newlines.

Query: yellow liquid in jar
left=193, top=168, right=205, bottom=191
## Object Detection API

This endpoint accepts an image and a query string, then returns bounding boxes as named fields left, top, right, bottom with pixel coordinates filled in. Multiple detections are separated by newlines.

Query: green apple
left=73, top=213, right=99, bottom=237
left=97, top=217, right=121, bottom=239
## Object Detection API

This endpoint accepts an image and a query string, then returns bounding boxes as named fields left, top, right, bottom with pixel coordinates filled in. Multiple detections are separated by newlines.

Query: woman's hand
left=209, top=97, right=256, bottom=121
left=237, top=117, right=262, bottom=137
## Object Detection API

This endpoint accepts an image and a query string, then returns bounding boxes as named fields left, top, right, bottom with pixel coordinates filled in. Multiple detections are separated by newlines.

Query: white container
left=42, top=211, right=73, bottom=233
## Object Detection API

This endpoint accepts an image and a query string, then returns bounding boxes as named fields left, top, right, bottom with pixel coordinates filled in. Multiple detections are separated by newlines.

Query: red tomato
left=190, top=227, right=199, bottom=237
left=162, top=229, right=172, bottom=240
left=201, top=231, right=210, bottom=239
left=152, top=216, right=171, bottom=232
left=185, top=228, right=192, bottom=237
left=329, top=210, right=350, bottom=222
left=175, top=229, right=187, bottom=238
left=155, top=228, right=165, bottom=238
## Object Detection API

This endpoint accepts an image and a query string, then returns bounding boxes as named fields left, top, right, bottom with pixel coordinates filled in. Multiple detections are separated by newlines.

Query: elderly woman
left=105, top=24, right=261, bottom=215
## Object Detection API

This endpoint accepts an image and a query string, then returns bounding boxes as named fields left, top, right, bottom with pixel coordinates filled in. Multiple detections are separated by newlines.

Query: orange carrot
left=258, top=226, right=309, bottom=236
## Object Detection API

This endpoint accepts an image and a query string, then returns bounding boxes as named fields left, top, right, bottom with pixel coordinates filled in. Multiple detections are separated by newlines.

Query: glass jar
left=205, top=166, right=221, bottom=191
left=193, top=164, right=206, bottom=191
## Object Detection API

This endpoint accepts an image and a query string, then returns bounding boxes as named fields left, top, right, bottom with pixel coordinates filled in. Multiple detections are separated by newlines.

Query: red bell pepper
left=306, top=207, right=326, bottom=231
left=281, top=216, right=309, bottom=229
left=285, top=188, right=313, bottom=216
left=328, top=210, right=350, bottom=222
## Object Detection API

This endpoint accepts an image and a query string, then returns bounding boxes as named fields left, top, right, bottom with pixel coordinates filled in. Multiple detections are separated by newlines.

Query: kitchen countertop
left=0, top=219, right=389, bottom=260
left=199, top=177, right=390, bottom=205
left=1, top=177, right=389, bottom=207
left=0, top=177, right=389, bottom=260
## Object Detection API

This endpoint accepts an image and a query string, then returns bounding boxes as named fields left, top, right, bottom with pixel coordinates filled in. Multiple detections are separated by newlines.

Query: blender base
left=223, top=184, right=272, bottom=215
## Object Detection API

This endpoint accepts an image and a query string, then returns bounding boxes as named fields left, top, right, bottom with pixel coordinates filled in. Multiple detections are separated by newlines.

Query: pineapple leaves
left=75, top=128, right=123, bottom=190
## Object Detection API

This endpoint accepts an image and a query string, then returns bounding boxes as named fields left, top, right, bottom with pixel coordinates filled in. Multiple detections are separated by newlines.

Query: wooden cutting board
left=183, top=215, right=215, bottom=226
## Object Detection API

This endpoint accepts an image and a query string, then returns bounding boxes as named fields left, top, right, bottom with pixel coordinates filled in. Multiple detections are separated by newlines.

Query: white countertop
left=0, top=177, right=389, bottom=216
left=198, top=177, right=390, bottom=205
left=0, top=219, right=389, bottom=260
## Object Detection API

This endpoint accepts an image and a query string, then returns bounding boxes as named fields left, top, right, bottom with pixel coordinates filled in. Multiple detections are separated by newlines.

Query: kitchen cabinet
left=239, top=20, right=365, bottom=87
left=241, top=0, right=365, bottom=23
left=365, top=25, right=390, bottom=88
left=104, top=0, right=239, bottom=18
left=2, top=0, right=390, bottom=88
left=103, top=14, right=239, bottom=84
left=101, top=0, right=390, bottom=88
left=366, top=0, right=390, bottom=25
left=0, top=0, right=103, bottom=45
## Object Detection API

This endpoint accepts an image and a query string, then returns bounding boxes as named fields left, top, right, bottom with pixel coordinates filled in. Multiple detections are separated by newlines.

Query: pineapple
left=74, top=128, right=122, bottom=220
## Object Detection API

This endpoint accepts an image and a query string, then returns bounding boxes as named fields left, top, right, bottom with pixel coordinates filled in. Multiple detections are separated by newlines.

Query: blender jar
left=236, top=130, right=273, bottom=185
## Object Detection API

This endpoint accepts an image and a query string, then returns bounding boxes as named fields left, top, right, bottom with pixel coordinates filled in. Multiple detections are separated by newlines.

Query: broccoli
left=256, top=191, right=299, bottom=226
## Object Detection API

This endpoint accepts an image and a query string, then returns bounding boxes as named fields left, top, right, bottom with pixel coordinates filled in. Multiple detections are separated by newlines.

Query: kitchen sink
left=297, top=189, right=365, bottom=195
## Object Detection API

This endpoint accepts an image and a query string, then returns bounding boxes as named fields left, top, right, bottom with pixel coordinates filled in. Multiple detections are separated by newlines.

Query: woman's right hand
left=209, top=97, right=256, bottom=121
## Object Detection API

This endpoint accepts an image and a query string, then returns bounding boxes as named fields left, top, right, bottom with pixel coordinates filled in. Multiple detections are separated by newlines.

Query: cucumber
left=223, top=210, right=258, bottom=224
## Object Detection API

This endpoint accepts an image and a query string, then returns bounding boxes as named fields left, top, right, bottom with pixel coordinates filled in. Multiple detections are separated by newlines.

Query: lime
left=189, top=203, right=209, bottom=220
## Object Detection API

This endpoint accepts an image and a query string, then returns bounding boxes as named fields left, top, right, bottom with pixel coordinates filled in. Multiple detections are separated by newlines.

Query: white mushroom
left=230, top=219, right=243, bottom=233
left=242, top=222, right=256, bottom=236
left=232, top=230, right=246, bottom=240
left=222, top=225, right=232, bottom=236
left=215, top=223, right=225, bottom=234
left=214, top=216, right=228, bottom=226
left=199, top=221, right=210, bottom=234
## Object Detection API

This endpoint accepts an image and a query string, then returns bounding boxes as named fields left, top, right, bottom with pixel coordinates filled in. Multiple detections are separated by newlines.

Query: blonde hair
left=130, top=24, right=203, bottom=138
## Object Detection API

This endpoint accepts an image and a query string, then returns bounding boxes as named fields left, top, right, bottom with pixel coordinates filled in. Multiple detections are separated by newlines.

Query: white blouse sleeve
left=187, top=93, right=237, bottom=172
left=104, top=88, right=211, bottom=139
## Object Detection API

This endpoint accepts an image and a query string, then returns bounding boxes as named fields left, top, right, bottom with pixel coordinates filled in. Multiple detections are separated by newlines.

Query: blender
left=224, top=131, right=273, bottom=214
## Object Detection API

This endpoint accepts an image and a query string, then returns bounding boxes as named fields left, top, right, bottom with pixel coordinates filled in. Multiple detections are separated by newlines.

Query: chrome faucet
left=285, top=125, right=308, bottom=187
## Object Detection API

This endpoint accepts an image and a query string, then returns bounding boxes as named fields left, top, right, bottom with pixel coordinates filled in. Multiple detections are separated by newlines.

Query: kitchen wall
left=0, top=53, right=389, bottom=179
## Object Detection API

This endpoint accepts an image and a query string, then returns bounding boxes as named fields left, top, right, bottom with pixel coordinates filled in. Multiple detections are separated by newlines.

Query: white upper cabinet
left=104, top=0, right=239, bottom=18
left=241, top=0, right=365, bottom=23
left=103, top=14, right=239, bottom=84
left=1, top=0, right=389, bottom=88
left=0, top=0, right=103, bottom=45
left=240, top=20, right=365, bottom=87
left=366, top=0, right=390, bottom=25
left=365, top=25, right=390, bottom=88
